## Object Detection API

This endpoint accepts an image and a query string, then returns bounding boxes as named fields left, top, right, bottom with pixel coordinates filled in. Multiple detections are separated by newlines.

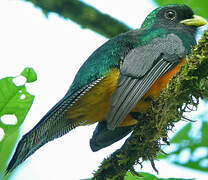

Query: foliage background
left=0, top=0, right=207, bottom=179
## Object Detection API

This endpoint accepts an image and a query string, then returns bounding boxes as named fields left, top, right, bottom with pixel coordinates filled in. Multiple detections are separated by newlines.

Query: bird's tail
left=5, top=93, right=82, bottom=174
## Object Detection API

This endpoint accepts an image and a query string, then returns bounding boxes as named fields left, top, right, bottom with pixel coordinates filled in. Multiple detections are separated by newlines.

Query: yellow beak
left=180, top=15, right=207, bottom=27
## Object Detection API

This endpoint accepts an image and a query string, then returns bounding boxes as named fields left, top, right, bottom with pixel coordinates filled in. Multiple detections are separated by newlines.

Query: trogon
left=6, top=4, right=207, bottom=173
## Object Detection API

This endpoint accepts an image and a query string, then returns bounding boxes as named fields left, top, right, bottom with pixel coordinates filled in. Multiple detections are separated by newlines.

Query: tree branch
left=93, top=32, right=208, bottom=179
left=24, top=0, right=131, bottom=38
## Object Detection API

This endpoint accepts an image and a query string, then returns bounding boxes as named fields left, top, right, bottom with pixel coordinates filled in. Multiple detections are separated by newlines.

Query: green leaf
left=0, top=129, right=19, bottom=180
left=154, top=0, right=208, bottom=19
left=161, top=114, right=208, bottom=172
left=21, top=67, right=37, bottom=83
left=0, top=68, right=36, bottom=178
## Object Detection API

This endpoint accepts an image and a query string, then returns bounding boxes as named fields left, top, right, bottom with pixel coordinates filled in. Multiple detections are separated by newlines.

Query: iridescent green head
left=141, top=4, right=207, bottom=30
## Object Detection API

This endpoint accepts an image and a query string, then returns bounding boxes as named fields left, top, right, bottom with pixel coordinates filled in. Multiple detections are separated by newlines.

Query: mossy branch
left=93, top=32, right=208, bottom=180
left=23, top=0, right=131, bottom=38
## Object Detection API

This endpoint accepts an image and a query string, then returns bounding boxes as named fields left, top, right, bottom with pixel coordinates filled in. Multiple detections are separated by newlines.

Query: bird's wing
left=107, top=34, right=186, bottom=130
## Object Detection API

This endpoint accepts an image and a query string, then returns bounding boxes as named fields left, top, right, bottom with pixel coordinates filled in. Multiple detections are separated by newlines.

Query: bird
left=6, top=4, right=207, bottom=174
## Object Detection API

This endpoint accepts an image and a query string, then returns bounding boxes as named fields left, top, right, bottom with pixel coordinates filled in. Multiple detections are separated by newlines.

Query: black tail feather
left=5, top=96, right=79, bottom=174
left=90, top=121, right=134, bottom=152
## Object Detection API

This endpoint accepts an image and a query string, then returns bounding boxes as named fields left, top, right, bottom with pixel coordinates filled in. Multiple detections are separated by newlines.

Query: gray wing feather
left=107, top=60, right=173, bottom=129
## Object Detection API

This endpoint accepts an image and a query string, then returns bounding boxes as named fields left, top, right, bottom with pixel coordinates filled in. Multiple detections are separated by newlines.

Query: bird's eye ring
left=165, top=10, right=177, bottom=20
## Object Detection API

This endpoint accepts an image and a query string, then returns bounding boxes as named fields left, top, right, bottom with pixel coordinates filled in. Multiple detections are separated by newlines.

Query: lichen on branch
left=93, top=31, right=208, bottom=180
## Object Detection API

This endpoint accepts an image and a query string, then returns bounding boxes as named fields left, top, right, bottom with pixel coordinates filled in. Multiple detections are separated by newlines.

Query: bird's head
left=141, top=4, right=207, bottom=33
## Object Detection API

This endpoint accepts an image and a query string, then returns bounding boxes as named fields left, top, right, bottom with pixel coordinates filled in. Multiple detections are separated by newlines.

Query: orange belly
left=65, top=59, right=185, bottom=127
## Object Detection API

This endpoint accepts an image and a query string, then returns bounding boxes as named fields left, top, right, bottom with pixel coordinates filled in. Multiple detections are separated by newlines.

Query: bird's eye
left=165, top=10, right=176, bottom=20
